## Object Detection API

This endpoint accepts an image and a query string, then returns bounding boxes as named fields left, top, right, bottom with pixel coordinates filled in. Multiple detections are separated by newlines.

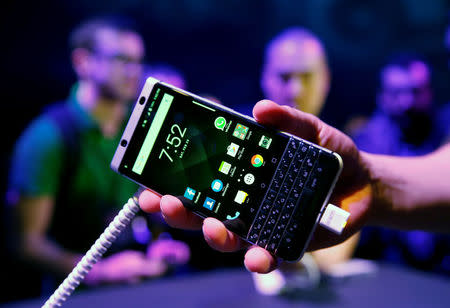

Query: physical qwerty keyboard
left=246, top=137, right=337, bottom=261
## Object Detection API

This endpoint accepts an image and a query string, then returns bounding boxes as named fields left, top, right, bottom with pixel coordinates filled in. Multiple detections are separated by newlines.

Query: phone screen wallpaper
left=120, top=83, right=288, bottom=236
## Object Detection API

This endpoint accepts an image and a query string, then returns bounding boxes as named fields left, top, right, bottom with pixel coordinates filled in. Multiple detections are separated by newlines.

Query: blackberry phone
left=111, top=77, right=343, bottom=261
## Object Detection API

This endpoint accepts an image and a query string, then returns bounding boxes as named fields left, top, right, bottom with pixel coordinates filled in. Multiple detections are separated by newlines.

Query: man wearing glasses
left=7, top=16, right=188, bottom=299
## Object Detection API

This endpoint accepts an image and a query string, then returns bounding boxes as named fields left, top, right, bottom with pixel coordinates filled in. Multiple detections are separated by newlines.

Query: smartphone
left=111, top=77, right=343, bottom=261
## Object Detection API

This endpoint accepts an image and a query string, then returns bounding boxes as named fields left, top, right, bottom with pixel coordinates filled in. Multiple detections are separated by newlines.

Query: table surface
left=3, top=263, right=450, bottom=308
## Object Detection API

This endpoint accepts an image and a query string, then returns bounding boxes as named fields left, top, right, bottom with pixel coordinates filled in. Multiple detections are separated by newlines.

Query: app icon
left=234, top=190, right=248, bottom=204
left=258, top=135, right=272, bottom=149
left=219, top=161, right=232, bottom=174
left=227, top=142, right=240, bottom=157
left=184, top=187, right=196, bottom=200
left=227, top=211, right=240, bottom=220
left=251, top=154, right=264, bottom=167
left=214, top=117, right=227, bottom=130
left=244, top=173, right=255, bottom=185
left=203, top=197, right=216, bottom=210
left=233, top=123, right=249, bottom=140
left=211, top=179, right=223, bottom=192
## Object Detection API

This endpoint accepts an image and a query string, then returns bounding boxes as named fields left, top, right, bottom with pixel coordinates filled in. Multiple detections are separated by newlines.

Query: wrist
left=358, top=151, right=389, bottom=226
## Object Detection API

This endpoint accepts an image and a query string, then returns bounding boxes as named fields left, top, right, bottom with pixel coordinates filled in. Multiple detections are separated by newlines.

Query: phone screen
left=118, top=83, right=289, bottom=236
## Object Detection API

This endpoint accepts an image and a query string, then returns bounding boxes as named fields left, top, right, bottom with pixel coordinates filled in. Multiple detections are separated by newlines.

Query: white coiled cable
left=42, top=195, right=141, bottom=307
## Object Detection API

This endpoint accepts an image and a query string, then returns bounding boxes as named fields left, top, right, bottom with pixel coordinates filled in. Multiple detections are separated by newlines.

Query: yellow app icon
left=234, top=190, right=248, bottom=204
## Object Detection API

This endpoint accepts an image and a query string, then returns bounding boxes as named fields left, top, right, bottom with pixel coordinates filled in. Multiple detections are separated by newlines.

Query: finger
left=139, top=259, right=168, bottom=278
left=202, top=218, right=247, bottom=252
left=244, top=246, right=278, bottom=274
left=160, top=195, right=203, bottom=230
left=138, top=189, right=162, bottom=213
left=252, top=100, right=322, bottom=143
left=253, top=99, right=360, bottom=180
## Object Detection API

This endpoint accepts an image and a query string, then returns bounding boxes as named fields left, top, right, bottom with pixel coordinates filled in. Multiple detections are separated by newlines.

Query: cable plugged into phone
left=319, top=204, right=350, bottom=235
left=42, top=193, right=141, bottom=308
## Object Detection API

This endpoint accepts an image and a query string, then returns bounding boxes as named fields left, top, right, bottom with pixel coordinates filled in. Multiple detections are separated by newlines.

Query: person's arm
left=12, top=119, right=167, bottom=284
left=17, top=195, right=81, bottom=276
left=362, top=144, right=450, bottom=232
left=17, top=194, right=169, bottom=284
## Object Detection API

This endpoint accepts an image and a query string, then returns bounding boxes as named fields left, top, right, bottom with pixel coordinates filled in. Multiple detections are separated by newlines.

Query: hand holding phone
left=112, top=78, right=349, bottom=263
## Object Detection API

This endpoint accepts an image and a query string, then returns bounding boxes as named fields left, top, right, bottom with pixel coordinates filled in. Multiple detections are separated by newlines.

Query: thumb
left=252, top=100, right=357, bottom=168
left=252, top=100, right=323, bottom=144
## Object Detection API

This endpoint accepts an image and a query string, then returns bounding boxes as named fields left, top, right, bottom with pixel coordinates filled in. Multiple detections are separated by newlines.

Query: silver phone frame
left=111, top=76, right=343, bottom=262
left=111, top=77, right=158, bottom=174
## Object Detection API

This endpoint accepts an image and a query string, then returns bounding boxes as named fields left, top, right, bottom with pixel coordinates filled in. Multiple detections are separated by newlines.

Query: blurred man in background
left=261, top=27, right=330, bottom=115
left=353, top=53, right=450, bottom=274
left=256, top=27, right=359, bottom=293
left=354, top=54, right=444, bottom=155
left=6, top=16, right=189, bottom=301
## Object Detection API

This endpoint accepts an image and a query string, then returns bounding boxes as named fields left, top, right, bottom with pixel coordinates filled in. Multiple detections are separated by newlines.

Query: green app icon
left=258, top=135, right=272, bottom=149
left=215, top=117, right=227, bottom=130
left=219, top=161, right=232, bottom=174
left=233, top=123, right=249, bottom=140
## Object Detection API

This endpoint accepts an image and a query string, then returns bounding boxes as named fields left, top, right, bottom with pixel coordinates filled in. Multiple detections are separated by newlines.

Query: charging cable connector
left=319, top=204, right=350, bottom=235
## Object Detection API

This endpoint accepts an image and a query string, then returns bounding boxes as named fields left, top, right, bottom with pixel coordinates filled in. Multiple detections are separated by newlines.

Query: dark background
left=1, top=0, right=450, bottom=263
left=2, top=1, right=450, bottom=170
left=1, top=0, right=450, bottom=303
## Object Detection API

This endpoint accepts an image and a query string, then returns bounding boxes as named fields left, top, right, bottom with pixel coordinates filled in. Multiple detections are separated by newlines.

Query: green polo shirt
left=9, top=89, right=138, bottom=252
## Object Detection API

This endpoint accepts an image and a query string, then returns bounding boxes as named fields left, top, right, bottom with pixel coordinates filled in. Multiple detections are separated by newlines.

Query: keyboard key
left=299, top=143, right=309, bottom=154
left=304, top=147, right=319, bottom=170
left=261, top=200, right=272, bottom=214
left=271, top=206, right=281, bottom=216
left=287, top=138, right=298, bottom=152
left=267, top=231, right=283, bottom=252
left=271, top=180, right=281, bottom=190
left=248, top=228, right=260, bottom=243
left=275, top=169, right=285, bottom=181
left=286, top=197, right=296, bottom=209
left=295, top=176, right=306, bottom=190
left=266, top=189, right=277, bottom=202
left=281, top=183, right=290, bottom=196
left=306, top=176, right=319, bottom=190
left=257, top=237, right=269, bottom=248
left=287, top=221, right=299, bottom=234
left=267, top=241, right=277, bottom=252
left=286, top=172, right=296, bottom=186
left=276, top=221, right=287, bottom=232
left=290, top=188, right=301, bottom=199
left=289, top=139, right=299, bottom=151
left=266, top=216, right=277, bottom=229
left=309, top=147, right=319, bottom=158
left=274, top=195, right=286, bottom=211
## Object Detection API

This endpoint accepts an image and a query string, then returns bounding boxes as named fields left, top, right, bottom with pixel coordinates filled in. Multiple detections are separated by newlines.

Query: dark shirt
left=8, top=89, right=138, bottom=253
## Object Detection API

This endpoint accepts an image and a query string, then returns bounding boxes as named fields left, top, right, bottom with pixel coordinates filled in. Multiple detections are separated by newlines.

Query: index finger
left=138, top=189, right=162, bottom=213
left=138, top=189, right=203, bottom=230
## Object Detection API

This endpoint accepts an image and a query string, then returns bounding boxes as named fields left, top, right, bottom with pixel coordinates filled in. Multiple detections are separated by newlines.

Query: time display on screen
left=158, top=124, right=188, bottom=162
